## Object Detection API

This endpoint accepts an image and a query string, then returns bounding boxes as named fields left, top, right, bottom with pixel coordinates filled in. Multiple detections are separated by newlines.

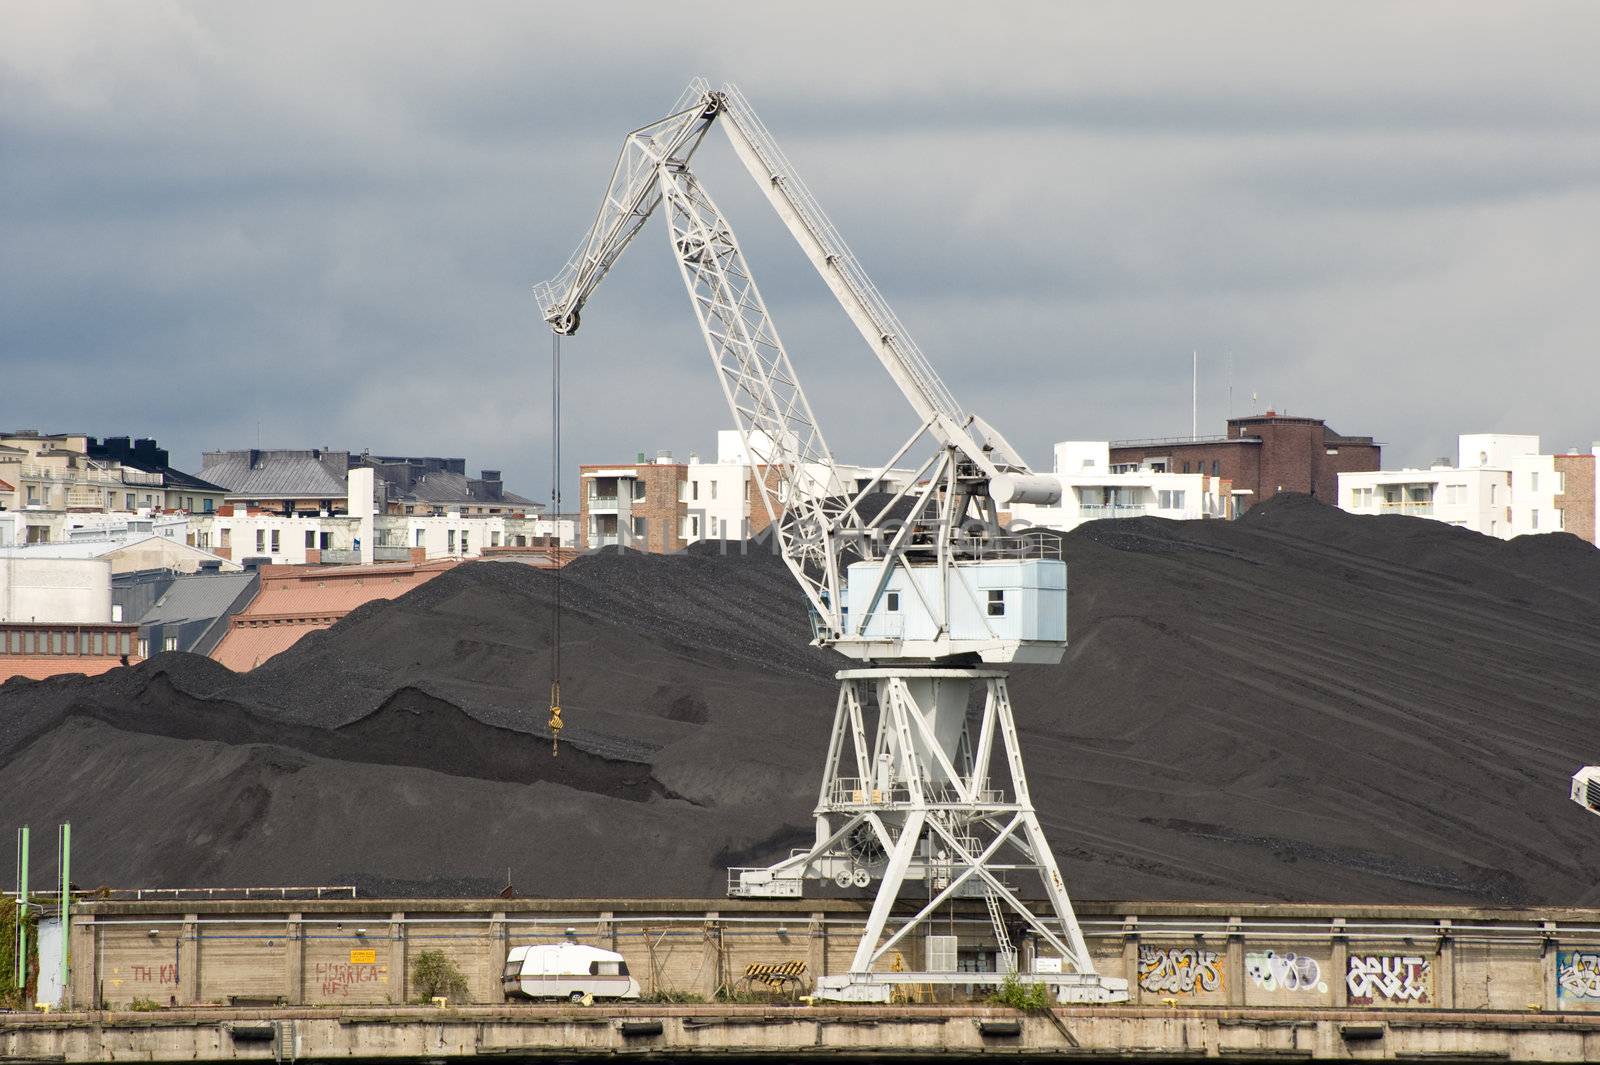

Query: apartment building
left=198, top=448, right=540, bottom=518
left=1005, top=441, right=1233, bottom=532
left=582, top=432, right=918, bottom=552
left=1339, top=435, right=1600, bottom=544
left=1108, top=412, right=1380, bottom=511
left=0, top=431, right=225, bottom=544
left=580, top=452, right=691, bottom=553
left=194, top=467, right=573, bottom=565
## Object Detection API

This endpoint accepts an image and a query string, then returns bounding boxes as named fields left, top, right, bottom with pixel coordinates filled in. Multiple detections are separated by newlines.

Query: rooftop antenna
left=1191, top=350, right=1198, bottom=440
left=1227, top=353, right=1234, bottom=420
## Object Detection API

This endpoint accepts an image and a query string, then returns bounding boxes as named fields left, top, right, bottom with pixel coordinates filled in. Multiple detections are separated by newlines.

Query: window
left=305, top=530, right=316, bottom=549
left=491, top=530, right=501, bottom=547
left=448, top=529, right=456, bottom=551
left=220, top=528, right=231, bottom=548
left=203, top=498, right=214, bottom=513
left=1212, top=460, right=1220, bottom=476
left=137, top=638, right=148, bottom=659
left=256, top=529, right=266, bottom=552
left=1158, top=489, right=1186, bottom=510
left=415, top=528, right=425, bottom=547
left=125, top=492, right=135, bottom=509
left=163, top=636, right=178, bottom=653
left=709, top=480, right=718, bottom=500
left=986, top=589, right=1006, bottom=617
left=198, top=532, right=209, bottom=548
left=1556, top=509, right=1565, bottom=530
left=91, top=632, right=103, bottom=655
left=1490, top=484, right=1497, bottom=503
left=1557, top=472, right=1566, bottom=494
left=1182, top=461, right=1191, bottom=473
left=270, top=529, right=280, bottom=553
left=1531, top=510, right=1539, bottom=530
left=320, top=531, right=331, bottom=549
left=631, top=516, right=647, bottom=542
left=460, top=531, right=469, bottom=553
left=633, top=479, right=646, bottom=501
left=885, top=591, right=900, bottom=612
left=691, top=481, right=699, bottom=501
left=1531, top=471, right=1539, bottom=492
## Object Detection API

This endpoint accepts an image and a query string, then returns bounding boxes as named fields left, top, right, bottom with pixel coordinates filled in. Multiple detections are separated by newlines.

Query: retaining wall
left=64, top=897, right=1600, bottom=1015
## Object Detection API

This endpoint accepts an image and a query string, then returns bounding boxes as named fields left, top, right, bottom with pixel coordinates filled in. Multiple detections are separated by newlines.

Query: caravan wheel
left=568, top=991, right=585, bottom=1004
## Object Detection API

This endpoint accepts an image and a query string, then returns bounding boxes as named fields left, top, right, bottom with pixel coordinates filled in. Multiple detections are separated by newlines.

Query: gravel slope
left=2, top=494, right=1596, bottom=903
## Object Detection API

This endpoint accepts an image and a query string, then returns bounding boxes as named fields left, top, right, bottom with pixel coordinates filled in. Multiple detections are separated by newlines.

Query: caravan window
left=589, top=959, right=629, bottom=976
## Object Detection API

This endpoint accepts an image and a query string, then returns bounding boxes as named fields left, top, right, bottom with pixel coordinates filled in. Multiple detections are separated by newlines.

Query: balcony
left=19, top=465, right=121, bottom=485
left=319, top=549, right=361, bottom=564
left=1380, top=500, right=1435, bottom=516
left=374, top=546, right=411, bottom=562
left=588, top=495, right=620, bottom=513
left=1077, top=503, right=1149, bottom=517
left=592, top=534, right=620, bottom=548
left=65, top=488, right=107, bottom=509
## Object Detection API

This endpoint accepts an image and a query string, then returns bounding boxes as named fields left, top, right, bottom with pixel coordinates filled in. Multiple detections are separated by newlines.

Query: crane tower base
left=729, top=667, right=1127, bottom=1003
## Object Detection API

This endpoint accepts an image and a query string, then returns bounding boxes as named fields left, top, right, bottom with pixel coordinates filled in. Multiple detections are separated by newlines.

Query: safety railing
left=966, top=533, right=1063, bottom=561
left=1379, top=500, right=1435, bottom=515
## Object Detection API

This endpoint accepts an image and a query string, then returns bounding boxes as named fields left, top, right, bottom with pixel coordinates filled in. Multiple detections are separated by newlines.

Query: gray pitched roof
left=198, top=450, right=348, bottom=498
left=139, top=572, right=256, bottom=626
left=405, top=470, right=538, bottom=507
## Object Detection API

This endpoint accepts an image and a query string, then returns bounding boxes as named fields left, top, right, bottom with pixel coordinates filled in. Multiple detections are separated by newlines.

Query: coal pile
left=2, top=495, right=1598, bottom=905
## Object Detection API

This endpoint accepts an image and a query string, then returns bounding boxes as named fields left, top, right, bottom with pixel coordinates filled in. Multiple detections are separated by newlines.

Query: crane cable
left=547, top=330, right=563, bottom=757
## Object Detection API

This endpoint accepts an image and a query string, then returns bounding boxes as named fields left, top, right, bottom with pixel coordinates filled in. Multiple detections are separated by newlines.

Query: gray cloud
left=3, top=0, right=1598, bottom=503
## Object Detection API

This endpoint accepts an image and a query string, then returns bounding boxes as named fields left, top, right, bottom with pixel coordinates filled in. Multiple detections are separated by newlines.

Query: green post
left=59, top=824, right=70, bottom=1007
left=14, top=825, right=28, bottom=992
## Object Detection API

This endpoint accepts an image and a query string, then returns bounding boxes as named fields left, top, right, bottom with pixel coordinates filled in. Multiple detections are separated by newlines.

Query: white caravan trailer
left=502, top=942, right=641, bottom=1002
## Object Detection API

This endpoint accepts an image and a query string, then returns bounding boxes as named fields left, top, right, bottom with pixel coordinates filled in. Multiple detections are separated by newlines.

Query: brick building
left=578, top=455, right=691, bottom=553
left=1108, top=412, right=1380, bottom=511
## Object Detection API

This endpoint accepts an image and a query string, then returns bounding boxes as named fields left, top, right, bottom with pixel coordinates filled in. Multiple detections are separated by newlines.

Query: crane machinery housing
left=535, top=78, right=1127, bottom=1005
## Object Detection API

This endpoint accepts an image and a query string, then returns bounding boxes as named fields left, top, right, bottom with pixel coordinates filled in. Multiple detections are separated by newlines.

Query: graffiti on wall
left=1346, top=954, right=1432, bottom=1005
left=1245, top=950, right=1327, bottom=993
left=1137, top=946, right=1225, bottom=995
left=315, top=961, right=387, bottom=998
left=1557, top=952, right=1600, bottom=1003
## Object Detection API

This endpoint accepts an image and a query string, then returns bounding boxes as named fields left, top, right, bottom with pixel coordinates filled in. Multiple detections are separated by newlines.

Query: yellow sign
left=350, top=949, right=377, bottom=964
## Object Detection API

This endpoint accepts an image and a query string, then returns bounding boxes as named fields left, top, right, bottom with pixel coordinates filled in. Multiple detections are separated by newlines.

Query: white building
left=0, top=555, right=113, bottom=624
left=193, top=468, right=576, bottom=565
left=1004, top=442, right=1234, bottom=533
left=1339, top=435, right=1600, bottom=544
left=680, top=430, right=918, bottom=546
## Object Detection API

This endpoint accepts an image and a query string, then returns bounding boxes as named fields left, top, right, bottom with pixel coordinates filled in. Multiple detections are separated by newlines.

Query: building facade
left=1339, top=435, right=1600, bottom=544
left=580, top=433, right=917, bottom=553
left=1006, top=441, right=1234, bottom=532
left=198, top=449, right=540, bottom=518
left=0, top=431, right=225, bottom=545
left=1108, top=412, right=1380, bottom=512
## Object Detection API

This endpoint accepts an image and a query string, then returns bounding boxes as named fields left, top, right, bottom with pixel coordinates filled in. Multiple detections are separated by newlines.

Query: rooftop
left=139, top=572, right=258, bottom=627
left=210, top=559, right=457, bottom=672
left=199, top=449, right=349, bottom=499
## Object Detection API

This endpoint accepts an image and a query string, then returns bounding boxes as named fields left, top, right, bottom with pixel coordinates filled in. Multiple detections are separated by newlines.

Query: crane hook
left=548, top=680, right=563, bottom=757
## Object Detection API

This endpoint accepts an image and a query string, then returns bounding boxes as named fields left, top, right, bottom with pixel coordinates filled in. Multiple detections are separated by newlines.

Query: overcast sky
left=4, top=2, right=1598, bottom=502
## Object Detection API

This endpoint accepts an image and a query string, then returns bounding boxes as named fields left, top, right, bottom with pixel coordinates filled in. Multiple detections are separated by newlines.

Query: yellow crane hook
left=548, top=680, right=563, bottom=757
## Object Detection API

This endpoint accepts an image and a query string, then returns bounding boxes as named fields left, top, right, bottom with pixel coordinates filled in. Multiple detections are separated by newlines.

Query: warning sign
left=349, top=949, right=377, bottom=964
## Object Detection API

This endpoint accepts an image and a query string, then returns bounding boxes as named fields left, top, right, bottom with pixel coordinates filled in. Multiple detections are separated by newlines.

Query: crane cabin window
left=986, top=590, right=1006, bottom=617
left=885, top=591, right=900, bottom=612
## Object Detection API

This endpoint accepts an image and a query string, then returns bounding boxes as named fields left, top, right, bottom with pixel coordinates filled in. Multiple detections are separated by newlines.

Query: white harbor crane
left=535, top=78, right=1126, bottom=1004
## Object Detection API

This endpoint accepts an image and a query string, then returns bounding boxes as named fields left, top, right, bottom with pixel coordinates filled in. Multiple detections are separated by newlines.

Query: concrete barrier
left=59, top=897, right=1600, bottom=1017
left=7, top=1003, right=1600, bottom=1062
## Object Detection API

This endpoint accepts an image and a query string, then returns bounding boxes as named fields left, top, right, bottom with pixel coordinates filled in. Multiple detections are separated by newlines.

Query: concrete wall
left=67, top=898, right=1600, bottom=1014
left=0, top=556, right=112, bottom=623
